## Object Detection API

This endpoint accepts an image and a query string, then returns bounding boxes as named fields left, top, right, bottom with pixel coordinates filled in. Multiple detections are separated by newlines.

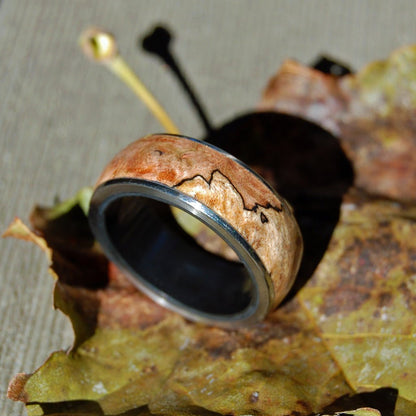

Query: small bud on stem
left=80, top=27, right=180, bottom=135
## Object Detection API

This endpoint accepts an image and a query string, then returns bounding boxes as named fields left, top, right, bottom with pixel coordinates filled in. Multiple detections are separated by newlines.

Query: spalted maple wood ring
left=89, top=134, right=303, bottom=327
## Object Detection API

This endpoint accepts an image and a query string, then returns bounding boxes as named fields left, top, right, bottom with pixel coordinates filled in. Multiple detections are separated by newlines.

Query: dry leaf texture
left=259, top=45, right=416, bottom=202
left=5, top=44, right=416, bottom=416
left=6, top=187, right=416, bottom=415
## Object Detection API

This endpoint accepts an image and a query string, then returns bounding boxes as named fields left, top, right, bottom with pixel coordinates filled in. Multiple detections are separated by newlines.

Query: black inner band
left=105, top=196, right=252, bottom=315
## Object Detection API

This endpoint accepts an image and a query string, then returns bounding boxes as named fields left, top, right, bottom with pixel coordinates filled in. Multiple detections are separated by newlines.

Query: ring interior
left=89, top=181, right=268, bottom=323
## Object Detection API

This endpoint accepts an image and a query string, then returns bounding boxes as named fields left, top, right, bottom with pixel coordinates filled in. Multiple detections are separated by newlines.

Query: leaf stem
left=79, top=28, right=180, bottom=135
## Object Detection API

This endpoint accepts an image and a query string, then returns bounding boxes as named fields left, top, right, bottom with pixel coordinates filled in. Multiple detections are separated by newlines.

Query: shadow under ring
left=89, top=179, right=271, bottom=327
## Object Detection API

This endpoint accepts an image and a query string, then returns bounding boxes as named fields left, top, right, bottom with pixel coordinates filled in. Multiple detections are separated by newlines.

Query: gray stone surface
left=1, top=1, right=415, bottom=414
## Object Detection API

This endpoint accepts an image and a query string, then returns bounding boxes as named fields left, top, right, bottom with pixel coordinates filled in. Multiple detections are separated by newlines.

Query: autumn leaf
left=5, top=45, right=416, bottom=416
left=299, top=190, right=416, bottom=416
left=6, top=186, right=416, bottom=415
left=258, top=45, right=416, bottom=414
left=5, top=209, right=351, bottom=415
left=259, top=45, right=416, bottom=202
left=322, top=409, right=382, bottom=416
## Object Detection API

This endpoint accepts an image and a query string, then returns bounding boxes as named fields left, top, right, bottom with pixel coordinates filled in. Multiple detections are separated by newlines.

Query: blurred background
left=1, top=1, right=416, bottom=414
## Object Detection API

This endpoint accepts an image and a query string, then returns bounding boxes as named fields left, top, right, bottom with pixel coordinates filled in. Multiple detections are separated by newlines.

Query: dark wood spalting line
left=173, top=169, right=283, bottom=216
left=260, top=212, right=269, bottom=223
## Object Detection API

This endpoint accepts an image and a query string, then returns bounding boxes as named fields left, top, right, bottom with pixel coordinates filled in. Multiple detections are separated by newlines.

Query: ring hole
left=171, top=207, right=239, bottom=262
left=104, top=196, right=253, bottom=315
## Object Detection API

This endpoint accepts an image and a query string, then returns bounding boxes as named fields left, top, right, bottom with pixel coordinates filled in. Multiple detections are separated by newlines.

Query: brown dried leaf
left=6, top=45, right=416, bottom=416
left=5, top=209, right=351, bottom=415
left=321, top=409, right=381, bottom=416
left=8, top=188, right=415, bottom=415
left=259, top=45, right=416, bottom=201
left=299, top=189, right=416, bottom=406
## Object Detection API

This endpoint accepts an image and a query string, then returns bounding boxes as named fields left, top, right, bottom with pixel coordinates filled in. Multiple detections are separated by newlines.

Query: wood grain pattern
left=96, top=134, right=302, bottom=309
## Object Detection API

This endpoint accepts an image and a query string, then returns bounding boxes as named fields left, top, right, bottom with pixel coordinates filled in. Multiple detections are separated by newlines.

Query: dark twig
left=141, top=25, right=214, bottom=134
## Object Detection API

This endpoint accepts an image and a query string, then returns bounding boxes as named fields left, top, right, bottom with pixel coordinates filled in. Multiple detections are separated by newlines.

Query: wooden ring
left=89, top=134, right=303, bottom=327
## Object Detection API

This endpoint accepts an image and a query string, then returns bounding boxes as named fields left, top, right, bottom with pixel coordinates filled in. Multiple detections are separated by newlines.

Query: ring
left=88, top=134, right=303, bottom=327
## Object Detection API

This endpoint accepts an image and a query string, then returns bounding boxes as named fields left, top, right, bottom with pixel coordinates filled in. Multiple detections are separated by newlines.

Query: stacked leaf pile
left=5, top=45, right=416, bottom=415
